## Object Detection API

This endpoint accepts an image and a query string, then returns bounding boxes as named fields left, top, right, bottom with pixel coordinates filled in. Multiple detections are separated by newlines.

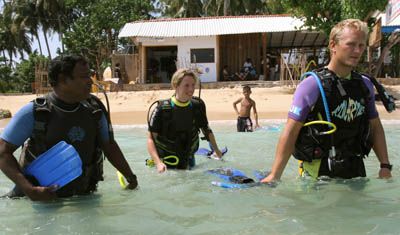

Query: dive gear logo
left=289, top=105, right=302, bottom=117
left=332, top=98, right=365, bottom=122
left=68, top=126, right=85, bottom=142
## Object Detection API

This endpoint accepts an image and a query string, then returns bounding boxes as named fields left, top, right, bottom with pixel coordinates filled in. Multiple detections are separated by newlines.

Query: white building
left=118, top=15, right=327, bottom=84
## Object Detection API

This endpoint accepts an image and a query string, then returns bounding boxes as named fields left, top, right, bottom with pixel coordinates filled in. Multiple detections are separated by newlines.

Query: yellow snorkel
left=117, top=171, right=128, bottom=189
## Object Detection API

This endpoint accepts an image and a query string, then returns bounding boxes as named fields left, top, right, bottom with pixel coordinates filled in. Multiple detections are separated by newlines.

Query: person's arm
left=0, top=139, right=58, bottom=200
left=362, top=77, right=391, bottom=178
left=233, top=98, right=242, bottom=116
left=97, top=111, right=137, bottom=189
left=147, top=104, right=167, bottom=173
left=251, top=99, right=260, bottom=129
left=261, top=75, right=319, bottom=183
left=208, top=132, right=223, bottom=158
left=261, top=118, right=303, bottom=183
left=0, top=103, right=57, bottom=201
left=102, top=139, right=138, bottom=189
left=369, top=117, right=392, bottom=178
left=196, top=97, right=223, bottom=158
left=147, top=132, right=167, bottom=173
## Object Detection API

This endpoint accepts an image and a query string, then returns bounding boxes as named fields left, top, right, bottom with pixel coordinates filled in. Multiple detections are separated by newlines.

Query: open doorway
left=146, top=46, right=177, bottom=83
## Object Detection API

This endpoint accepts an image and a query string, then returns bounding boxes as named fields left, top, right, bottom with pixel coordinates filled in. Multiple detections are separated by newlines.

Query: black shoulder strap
left=159, top=99, right=172, bottom=136
left=32, top=96, right=51, bottom=154
left=359, top=72, right=396, bottom=113
left=83, top=95, right=114, bottom=141
left=191, top=96, right=202, bottom=106
left=352, top=71, right=370, bottom=100
left=191, top=96, right=211, bottom=141
left=314, top=68, right=346, bottom=97
left=191, top=96, right=204, bottom=123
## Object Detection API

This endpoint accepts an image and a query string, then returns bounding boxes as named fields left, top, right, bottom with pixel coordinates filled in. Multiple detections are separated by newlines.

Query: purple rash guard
left=288, top=75, right=379, bottom=122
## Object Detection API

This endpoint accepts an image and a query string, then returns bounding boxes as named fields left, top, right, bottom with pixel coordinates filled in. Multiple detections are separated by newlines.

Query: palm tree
left=173, top=0, right=280, bottom=17
left=0, top=2, right=31, bottom=66
left=35, top=0, right=69, bottom=58
left=223, top=0, right=230, bottom=15
left=12, top=0, right=43, bottom=55
left=162, top=0, right=203, bottom=17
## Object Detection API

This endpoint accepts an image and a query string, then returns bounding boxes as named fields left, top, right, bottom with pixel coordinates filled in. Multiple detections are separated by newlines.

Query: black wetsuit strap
left=32, top=97, right=51, bottom=155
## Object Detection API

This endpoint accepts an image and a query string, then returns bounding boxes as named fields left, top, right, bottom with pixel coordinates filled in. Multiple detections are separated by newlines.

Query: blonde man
left=147, top=69, right=223, bottom=173
left=262, top=19, right=392, bottom=183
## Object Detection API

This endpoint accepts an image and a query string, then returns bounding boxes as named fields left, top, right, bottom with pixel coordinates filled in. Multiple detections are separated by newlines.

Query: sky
left=29, top=29, right=62, bottom=59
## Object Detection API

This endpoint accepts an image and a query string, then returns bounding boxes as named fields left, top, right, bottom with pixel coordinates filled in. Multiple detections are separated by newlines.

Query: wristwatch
left=380, top=163, right=393, bottom=171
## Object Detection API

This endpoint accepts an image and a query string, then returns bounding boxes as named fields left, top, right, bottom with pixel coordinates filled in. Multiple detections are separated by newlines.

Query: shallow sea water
left=0, top=120, right=400, bottom=235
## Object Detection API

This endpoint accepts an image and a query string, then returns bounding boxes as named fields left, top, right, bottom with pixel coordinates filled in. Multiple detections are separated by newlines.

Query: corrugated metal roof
left=119, top=15, right=306, bottom=38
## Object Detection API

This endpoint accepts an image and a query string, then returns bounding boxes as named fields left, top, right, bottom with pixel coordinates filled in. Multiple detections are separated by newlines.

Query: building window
left=190, top=48, right=215, bottom=63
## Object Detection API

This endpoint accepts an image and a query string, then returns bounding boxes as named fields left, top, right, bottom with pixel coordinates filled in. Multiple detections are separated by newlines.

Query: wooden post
left=216, top=35, right=220, bottom=81
left=262, top=33, right=267, bottom=81
left=138, top=42, right=144, bottom=83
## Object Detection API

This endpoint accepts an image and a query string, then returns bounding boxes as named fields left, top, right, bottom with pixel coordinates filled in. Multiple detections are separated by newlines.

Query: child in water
left=233, top=85, right=260, bottom=132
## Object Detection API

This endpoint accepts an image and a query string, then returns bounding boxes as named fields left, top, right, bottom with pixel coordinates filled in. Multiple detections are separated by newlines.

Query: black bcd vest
left=20, top=94, right=110, bottom=197
left=153, top=97, right=205, bottom=168
left=294, top=69, right=372, bottom=164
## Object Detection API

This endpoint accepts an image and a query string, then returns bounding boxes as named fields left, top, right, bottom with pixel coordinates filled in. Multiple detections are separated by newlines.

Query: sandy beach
left=1, top=85, right=400, bottom=128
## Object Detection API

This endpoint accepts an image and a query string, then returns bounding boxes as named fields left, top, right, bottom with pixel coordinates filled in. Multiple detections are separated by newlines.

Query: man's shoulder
left=297, top=75, right=319, bottom=90
left=18, top=102, right=35, bottom=115
left=355, top=71, right=373, bottom=82
left=192, top=96, right=205, bottom=104
left=351, top=71, right=374, bottom=89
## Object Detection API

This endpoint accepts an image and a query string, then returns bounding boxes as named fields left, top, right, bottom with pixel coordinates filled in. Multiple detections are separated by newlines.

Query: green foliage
left=62, top=0, right=154, bottom=72
left=161, top=0, right=203, bottom=17
left=160, top=0, right=286, bottom=17
left=282, top=0, right=388, bottom=36
left=0, top=53, right=48, bottom=93
left=13, top=53, right=48, bottom=93
left=0, top=1, right=32, bottom=64
left=0, top=64, right=13, bottom=93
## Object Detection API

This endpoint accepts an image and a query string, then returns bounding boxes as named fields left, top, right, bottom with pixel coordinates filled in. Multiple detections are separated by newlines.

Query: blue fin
left=195, top=147, right=228, bottom=156
left=206, top=167, right=248, bottom=182
left=195, top=148, right=213, bottom=156
left=221, top=147, right=228, bottom=155
left=212, top=181, right=259, bottom=189
left=208, top=168, right=275, bottom=189
left=253, top=170, right=270, bottom=181
left=25, top=141, right=82, bottom=189
left=253, top=170, right=277, bottom=187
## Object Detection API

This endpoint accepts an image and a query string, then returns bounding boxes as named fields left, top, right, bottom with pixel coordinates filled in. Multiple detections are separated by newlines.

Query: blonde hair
left=329, top=19, right=369, bottom=45
left=170, top=68, right=199, bottom=89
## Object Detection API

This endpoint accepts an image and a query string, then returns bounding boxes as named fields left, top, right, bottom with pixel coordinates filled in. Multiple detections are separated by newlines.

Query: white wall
left=138, top=36, right=218, bottom=82
left=386, top=0, right=400, bottom=25
left=176, top=36, right=217, bottom=82
left=137, top=37, right=179, bottom=46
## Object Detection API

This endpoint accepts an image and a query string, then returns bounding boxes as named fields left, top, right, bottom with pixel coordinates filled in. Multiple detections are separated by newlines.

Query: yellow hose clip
left=145, top=155, right=180, bottom=167
left=303, top=120, right=337, bottom=135
left=163, top=155, right=179, bottom=166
